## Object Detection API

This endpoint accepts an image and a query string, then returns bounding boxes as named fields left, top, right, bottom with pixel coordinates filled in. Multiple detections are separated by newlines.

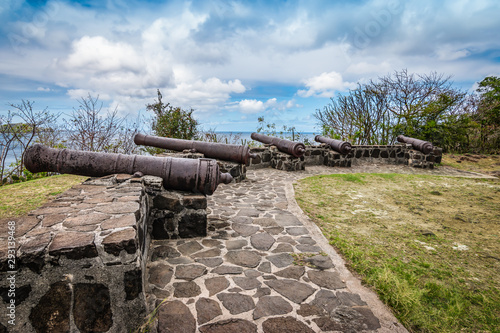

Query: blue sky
left=1, top=0, right=499, bottom=133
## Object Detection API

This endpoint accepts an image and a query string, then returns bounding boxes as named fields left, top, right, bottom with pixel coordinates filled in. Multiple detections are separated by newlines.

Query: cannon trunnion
left=24, top=144, right=232, bottom=195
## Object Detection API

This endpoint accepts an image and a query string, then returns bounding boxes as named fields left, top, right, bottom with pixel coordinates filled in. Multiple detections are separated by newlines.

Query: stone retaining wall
left=0, top=174, right=207, bottom=333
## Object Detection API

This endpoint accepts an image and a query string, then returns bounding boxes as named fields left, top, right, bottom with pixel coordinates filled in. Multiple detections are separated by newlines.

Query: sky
left=0, top=0, right=499, bottom=133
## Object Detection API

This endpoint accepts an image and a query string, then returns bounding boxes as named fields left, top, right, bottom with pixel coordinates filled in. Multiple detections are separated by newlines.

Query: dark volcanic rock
left=253, top=296, right=293, bottom=319
left=199, top=319, right=257, bottom=333
left=307, top=270, right=345, bottom=290
left=262, top=317, right=315, bottom=333
left=225, top=250, right=261, bottom=268
left=264, top=279, right=316, bottom=304
left=158, top=300, right=196, bottom=333
left=196, top=298, right=222, bottom=325
left=217, top=293, right=255, bottom=314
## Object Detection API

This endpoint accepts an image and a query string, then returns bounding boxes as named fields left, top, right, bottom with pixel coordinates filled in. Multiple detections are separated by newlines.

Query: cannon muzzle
left=314, top=135, right=352, bottom=155
left=24, top=144, right=232, bottom=195
left=250, top=132, right=305, bottom=158
left=396, top=135, right=434, bottom=154
left=134, top=133, right=255, bottom=165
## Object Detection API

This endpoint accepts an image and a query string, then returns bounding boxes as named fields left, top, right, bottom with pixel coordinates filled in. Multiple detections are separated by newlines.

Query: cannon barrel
left=134, top=133, right=256, bottom=165
left=250, top=132, right=305, bottom=158
left=314, top=135, right=352, bottom=155
left=23, top=144, right=232, bottom=195
left=396, top=135, right=434, bottom=154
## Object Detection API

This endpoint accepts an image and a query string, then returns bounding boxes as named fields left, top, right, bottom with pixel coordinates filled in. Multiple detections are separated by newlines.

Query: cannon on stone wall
left=250, top=132, right=306, bottom=158
left=396, top=135, right=434, bottom=154
left=24, top=144, right=232, bottom=195
left=314, top=135, right=352, bottom=155
left=134, top=133, right=256, bottom=165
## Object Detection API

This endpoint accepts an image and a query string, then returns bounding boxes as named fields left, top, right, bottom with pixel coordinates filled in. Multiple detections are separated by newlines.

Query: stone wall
left=0, top=173, right=207, bottom=333
left=248, top=144, right=443, bottom=170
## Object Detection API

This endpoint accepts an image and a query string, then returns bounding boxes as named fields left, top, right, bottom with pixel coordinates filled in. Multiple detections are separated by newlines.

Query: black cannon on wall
left=134, top=133, right=256, bottom=165
left=396, top=135, right=434, bottom=154
left=314, top=135, right=352, bottom=155
left=250, top=132, right=306, bottom=158
left=24, top=144, right=232, bottom=195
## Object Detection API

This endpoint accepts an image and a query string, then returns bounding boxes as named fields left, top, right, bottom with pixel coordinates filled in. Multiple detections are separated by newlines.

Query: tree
left=474, top=76, right=500, bottom=152
left=65, top=94, right=123, bottom=152
left=146, top=90, right=198, bottom=140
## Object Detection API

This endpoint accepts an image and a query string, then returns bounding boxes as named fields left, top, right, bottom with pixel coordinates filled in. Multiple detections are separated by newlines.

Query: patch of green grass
left=0, top=174, right=87, bottom=219
left=294, top=173, right=500, bottom=333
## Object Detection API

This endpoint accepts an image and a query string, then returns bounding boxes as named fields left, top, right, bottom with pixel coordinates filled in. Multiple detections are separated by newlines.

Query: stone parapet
left=0, top=173, right=208, bottom=332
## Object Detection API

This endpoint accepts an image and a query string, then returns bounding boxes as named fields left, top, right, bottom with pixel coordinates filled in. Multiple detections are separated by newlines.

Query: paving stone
left=311, top=289, right=341, bottom=314
left=276, top=236, right=297, bottom=245
left=199, top=319, right=257, bottom=333
left=202, top=239, right=222, bottom=248
left=149, top=263, right=174, bottom=288
left=263, top=226, right=283, bottom=235
left=262, top=317, right=315, bottom=333
left=285, top=226, right=309, bottom=236
left=177, top=240, right=204, bottom=255
left=297, top=303, right=326, bottom=317
left=212, top=265, right=244, bottom=275
left=167, top=257, right=194, bottom=265
left=274, top=266, right=305, bottom=280
left=228, top=287, right=243, bottom=293
left=250, top=232, right=275, bottom=251
left=253, top=296, right=293, bottom=319
left=264, top=279, right=316, bottom=304
left=266, top=253, right=294, bottom=268
left=205, top=276, right=230, bottom=296
left=196, top=298, right=222, bottom=325
left=192, top=248, right=221, bottom=258
left=101, top=228, right=136, bottom=255
left=151, top=245, right=181, bottom=261
left=95, top=201, right=140, bottom=215
left=232, top=223, right=260, bottom=237
left=217, top=293, right=255, bottom=314
left=337, top=291, right=368, bottom=306
left=41, top=214, right=66, bottom=227
left=271, top=243, right=294, bottom=253
left=258, top=262, right=272, bottom=273
left=252, top=218, right=279, bottom=227
left=48, top=231, right=97, bottom=259
left=173, top=281, right=201, bottom=298
left=297, top=245, right=323, bottom=253
left=304, top=255, right=334, bottom=270
left=236, top=208, right=261, bottom=217
left=296, top=236, right=316, bottom=245
left=253, top=287, right=272, bottom=298
left=332, top=305, right=381, bottom=332
left=158, top=300, right=196, bottom=333
left=230, top=216, right=253, bottom=224
left=350, top=306, right=381, bottom=330
left=226, top=239, right=247, bottom=250
left=243, top=269, right=261, bottom=278
left=274, top=213, right=302, bottom=227
left=175, top=264, right=207, bottom=281
left=225, top=250, right=261, bottom=268
left=100, top=214, right=136, bottom=230
left=233, top=277, right=261, bottom=290
left=195, top=257, right=223, bottom=267
left=307, top=270, right=345, bottom=290
left=313, top=317, right=343, bottom=332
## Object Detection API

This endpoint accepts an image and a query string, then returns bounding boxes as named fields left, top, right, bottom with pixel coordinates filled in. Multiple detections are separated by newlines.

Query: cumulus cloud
left=298, top=71, right=355, bottom=98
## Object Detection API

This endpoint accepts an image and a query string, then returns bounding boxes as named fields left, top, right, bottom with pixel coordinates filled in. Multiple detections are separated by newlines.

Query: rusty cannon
left=314, top=135, right=352, bottom=155
left=23, top=144, right=232, bottom=195
left=134, top=133, right=256, bottom=165
left=396, top=135, right=434, bottom=154
left=250, top=132, right=306, bottom=158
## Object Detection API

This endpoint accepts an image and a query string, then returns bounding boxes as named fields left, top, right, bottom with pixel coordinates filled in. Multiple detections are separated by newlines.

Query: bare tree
left=65, top=94, right=123, bottom=152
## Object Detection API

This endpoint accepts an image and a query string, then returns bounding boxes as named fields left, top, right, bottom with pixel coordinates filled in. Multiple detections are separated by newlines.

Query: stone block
left=49, top=231, right=98, bottom=259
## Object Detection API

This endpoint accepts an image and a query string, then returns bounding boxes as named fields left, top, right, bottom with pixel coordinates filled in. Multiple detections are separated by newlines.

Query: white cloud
left=298, top=71, right=355, bottom=98
left=37, top=86, right=51, bottom=92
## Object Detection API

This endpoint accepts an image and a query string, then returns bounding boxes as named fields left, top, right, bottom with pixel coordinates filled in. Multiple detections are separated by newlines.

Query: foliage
left=147, top=89, right=198, bottom=141
left=473, top=76, right=500, bottom=153
left=256, top=116, right=312, bottom=145
left=64, top=94, right=123, bottom=152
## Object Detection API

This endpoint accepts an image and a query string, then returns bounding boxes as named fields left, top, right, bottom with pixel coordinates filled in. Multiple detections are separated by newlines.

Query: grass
left=0, top=174, right=87, bottom=219
left=441, top=154, right=500, bottom=176
left=294, top=172, right=500, bottom=333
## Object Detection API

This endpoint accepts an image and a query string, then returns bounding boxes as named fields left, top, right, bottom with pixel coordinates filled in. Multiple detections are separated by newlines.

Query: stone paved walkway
left=147, top=165, right=494, bottom=333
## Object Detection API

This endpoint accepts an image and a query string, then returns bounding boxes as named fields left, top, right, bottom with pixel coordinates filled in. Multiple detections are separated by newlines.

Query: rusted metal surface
left=314, top=135, right=352, bottom=155
left=250, top=132, right=306, bottom=158
left=134, top=133, right=256, bottom=165
left=397, top=135, right=434, bottom=154
left=24, top=144, right=232, bottom=195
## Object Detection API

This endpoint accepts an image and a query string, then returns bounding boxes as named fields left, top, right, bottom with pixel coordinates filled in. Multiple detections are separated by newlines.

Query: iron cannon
left=250, top=132, right=306, bottom=158
left=23, top=144, right=232, bottom=195
left=314, top=135, right=352, bottom=155
left=396, top=135, right=434, bottom=154
left=134, top=133, right=256, bottom=165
